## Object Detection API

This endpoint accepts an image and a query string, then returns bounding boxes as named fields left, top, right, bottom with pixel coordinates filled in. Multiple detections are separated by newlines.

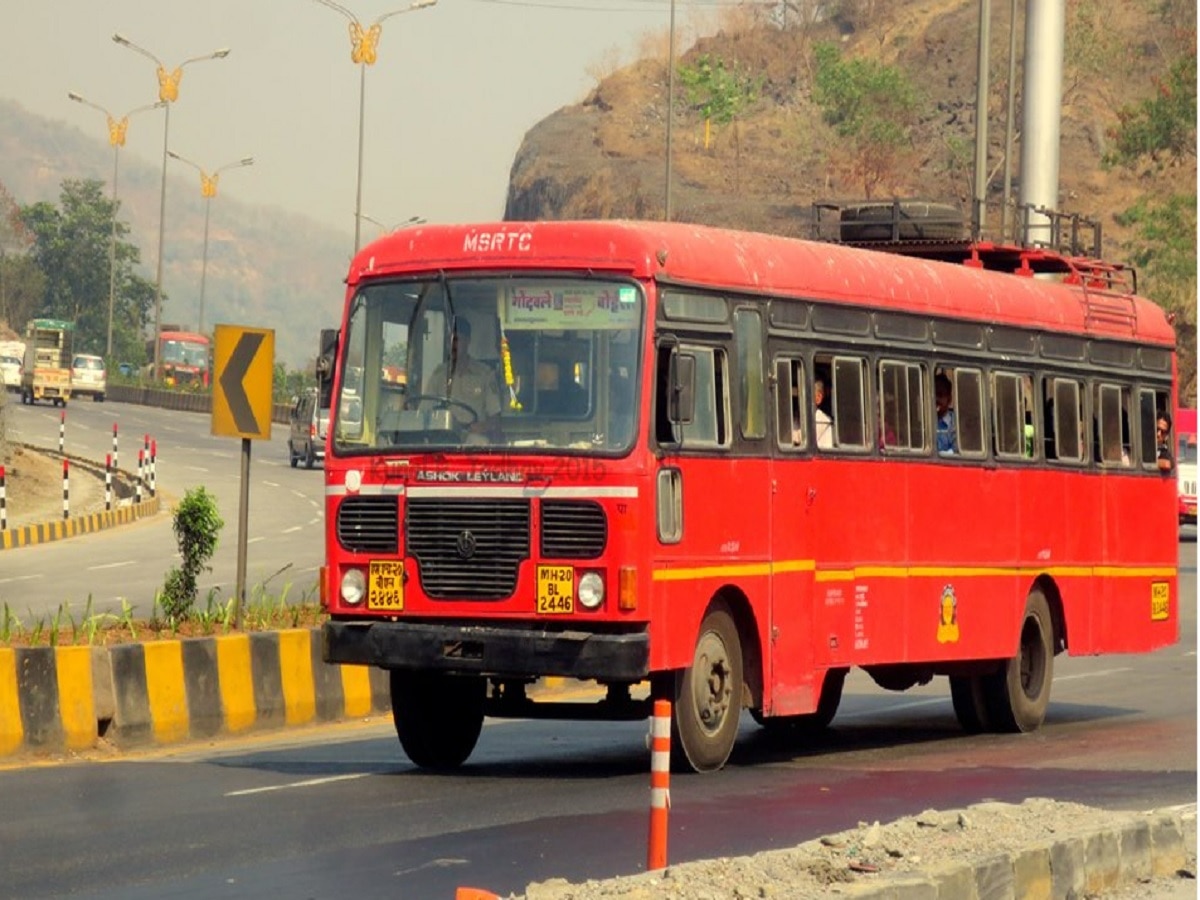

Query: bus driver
left=428, top=318, right=501, bottom=434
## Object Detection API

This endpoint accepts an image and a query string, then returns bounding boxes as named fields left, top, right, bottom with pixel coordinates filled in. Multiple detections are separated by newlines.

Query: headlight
left=577, top=571, right=604, bottom=610
left=340, top=569, right=366, bottom=605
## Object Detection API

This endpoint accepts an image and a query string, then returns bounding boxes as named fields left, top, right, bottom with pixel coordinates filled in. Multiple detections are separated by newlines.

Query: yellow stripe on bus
left=654, top=561, right=1177, bottom=583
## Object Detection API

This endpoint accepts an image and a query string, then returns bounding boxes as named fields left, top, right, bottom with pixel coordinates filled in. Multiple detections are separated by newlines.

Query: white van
left=70, top=354, right=107, bottom=402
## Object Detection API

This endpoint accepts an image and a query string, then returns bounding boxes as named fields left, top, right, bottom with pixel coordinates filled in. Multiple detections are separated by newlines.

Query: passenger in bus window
left=1157, top=412, right=1175, bottom=474
left=814, top=378, right=834, bottom=449
left=428, top=318, right=502, bottom=434
left=935, top=373, right=959, bottom=454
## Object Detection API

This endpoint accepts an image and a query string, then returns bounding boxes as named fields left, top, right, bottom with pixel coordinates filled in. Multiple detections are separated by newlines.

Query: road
left=2, top=398, right=323, bottom=617
left=0, top=541, right=1192, bottom=898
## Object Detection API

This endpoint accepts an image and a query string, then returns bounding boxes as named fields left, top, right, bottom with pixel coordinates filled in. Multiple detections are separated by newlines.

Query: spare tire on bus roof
left=838, top=200, right=965, bottom=242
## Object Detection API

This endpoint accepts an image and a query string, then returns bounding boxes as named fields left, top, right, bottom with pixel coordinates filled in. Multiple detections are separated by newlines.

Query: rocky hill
left=504, top=0, right=1196, bottom=397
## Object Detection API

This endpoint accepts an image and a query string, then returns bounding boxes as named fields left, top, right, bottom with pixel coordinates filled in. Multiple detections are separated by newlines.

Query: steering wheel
left=404, top=394, right=479, bottom=426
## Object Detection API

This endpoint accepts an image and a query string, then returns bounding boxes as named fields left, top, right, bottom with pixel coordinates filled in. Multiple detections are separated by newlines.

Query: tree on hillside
left=1103, top=48, right=1198, bottom=401
left=811, top=42, right=920, bottom=198
left=19, top=179, right=156, bottom=357
left=0, top=181, right=44, bottom=330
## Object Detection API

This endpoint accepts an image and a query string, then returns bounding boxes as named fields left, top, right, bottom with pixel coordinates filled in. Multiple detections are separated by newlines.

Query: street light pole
left=312, top=0, right=438, bottom=254
left=360, top=213, right=425, bottom=236
left=112, top=33, right=230, bottom=381
left=665, top=0, right=676, bottom=222
left=66, top=92, right=163, bottom=358
left=167, top=152, right=254, bottom=336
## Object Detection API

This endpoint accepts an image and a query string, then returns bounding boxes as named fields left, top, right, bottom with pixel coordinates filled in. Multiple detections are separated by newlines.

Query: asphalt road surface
left=0, top=541, right=1192, bottom=899
left=2, top=398, right=324, bottom=617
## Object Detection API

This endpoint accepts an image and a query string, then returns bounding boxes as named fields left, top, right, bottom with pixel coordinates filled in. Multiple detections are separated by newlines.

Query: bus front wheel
left=389, top=670, right=485, bottom=769
left=983, top=589, right=1054, bottom=732
left=671, top=603, right=743, bottom=773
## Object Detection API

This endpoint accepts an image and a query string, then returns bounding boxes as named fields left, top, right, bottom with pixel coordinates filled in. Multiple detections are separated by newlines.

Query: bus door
left=766, top=352, right=820, bottom=716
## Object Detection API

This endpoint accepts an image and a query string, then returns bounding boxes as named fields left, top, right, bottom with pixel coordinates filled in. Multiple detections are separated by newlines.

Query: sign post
left=212, top=324, right=275, bottom=629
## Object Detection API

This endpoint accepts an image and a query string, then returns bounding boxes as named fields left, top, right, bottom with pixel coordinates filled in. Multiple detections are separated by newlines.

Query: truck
left=21, top=318, right=73, bottom=406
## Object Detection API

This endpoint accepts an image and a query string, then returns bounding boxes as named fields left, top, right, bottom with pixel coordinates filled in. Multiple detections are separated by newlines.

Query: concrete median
left=0, top=628, right=391, bottom=758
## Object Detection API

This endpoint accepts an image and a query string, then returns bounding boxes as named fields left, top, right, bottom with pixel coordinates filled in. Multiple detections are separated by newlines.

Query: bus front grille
left=407, top=499, right=530, bottom=599
left=541, top=500, right=607, bottom=559
left=336, top=496, right=399, bottom=554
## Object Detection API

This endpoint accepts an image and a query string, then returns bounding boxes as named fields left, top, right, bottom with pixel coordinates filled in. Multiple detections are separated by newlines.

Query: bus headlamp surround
left=341, top=569, right=366, bottom=605
left=578, top=571, right=605, bottom=609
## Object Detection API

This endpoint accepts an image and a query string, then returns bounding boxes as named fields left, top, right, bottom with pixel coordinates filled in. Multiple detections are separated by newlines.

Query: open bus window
left=1138, top=388, right=1172, bottom=469
left=878, top=360, right=926, bottom=452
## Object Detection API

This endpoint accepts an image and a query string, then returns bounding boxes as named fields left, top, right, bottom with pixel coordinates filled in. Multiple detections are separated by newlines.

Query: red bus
left=149, top=329, right=211, bottom=386
left=1176, top=407, right=1197, bottom=530
left=320, top=218, right=1179, bottom=772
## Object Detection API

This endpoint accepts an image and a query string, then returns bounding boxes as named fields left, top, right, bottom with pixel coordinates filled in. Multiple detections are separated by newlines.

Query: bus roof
left=158, top=331, right=209, bottom=343
left=349, top=220, right=1176, bottom=348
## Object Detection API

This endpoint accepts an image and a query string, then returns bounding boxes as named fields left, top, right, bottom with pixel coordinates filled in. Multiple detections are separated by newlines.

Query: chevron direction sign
left=212, top=325, right=275, bottom=440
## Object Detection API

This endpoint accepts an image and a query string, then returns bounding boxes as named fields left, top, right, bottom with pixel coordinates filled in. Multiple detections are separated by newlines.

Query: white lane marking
left=184, top=466, right=210, bottom=473
left=283, top=526, right=303, bottom=534
left=308, top=517, right=321, bottom=526
left=225, top=773, right=371, bottom=797
left=87, top=561, right=137, bottom=571
left=1054, top=667, right=1133, bottom=682
left=247, top=537, right=265, bottom=545
left=263, top=481, right=281, bottom=488
left=0, top=574, right=44, bottom=585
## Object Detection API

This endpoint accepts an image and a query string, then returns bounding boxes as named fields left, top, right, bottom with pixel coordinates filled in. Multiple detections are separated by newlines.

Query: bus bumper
left=323, top=619, right=650, bottom=682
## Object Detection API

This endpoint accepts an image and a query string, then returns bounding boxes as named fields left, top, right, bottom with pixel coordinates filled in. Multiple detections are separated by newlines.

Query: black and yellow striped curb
left=0, top=496, right=160, bottom=550
left=0, top=443, right=158, bottom=551
left=0, top=628, right=390, bottom=757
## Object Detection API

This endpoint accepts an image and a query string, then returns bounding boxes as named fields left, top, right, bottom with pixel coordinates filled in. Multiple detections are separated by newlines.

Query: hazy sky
left=1, top=0, right=716, bottom=238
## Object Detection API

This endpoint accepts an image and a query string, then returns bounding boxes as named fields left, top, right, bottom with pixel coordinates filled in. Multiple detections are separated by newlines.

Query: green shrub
left=161, top=486, right=224, bottom=622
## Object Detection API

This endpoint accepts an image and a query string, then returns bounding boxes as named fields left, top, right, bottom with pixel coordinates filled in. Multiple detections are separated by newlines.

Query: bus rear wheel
left=982, top=589, right=1055, bottom=732
left=671, top=603, right=743, bottom=773
left=389, top=670, right=485, bottom=769
left=949, top=674, right=992, bottom=733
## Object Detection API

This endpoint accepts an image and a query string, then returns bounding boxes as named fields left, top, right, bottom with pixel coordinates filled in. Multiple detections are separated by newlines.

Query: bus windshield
left=332, top=276, right=644, bottom=455
left=162, top=340, right=208, bottom=367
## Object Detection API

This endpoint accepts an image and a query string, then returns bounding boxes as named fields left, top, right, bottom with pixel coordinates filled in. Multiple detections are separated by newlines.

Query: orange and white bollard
left=647, top=698, right=671, bottom=871
left=454, top=888, right=500, bottom=900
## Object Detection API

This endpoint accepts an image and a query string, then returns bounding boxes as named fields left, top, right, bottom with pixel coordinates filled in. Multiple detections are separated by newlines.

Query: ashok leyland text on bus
left=317, top=204, right=1179, bottom=773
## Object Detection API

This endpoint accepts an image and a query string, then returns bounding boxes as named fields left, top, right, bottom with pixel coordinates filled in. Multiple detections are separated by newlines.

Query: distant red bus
left=320, top=219, right=1179, bottom=772
left=150, top=330, right=210, bottom=386
left=1176, top=407, right=1197, bottom=528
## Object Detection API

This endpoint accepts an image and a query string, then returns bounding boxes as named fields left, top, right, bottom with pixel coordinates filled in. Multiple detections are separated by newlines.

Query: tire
left=982, top=589, right=1055, bottom=733
left=288, top=442, right=298, bottom=468
left=753, top=668, right=846, bottom=734
left=949, top=674, right=993, bottom=733
left=304, top=443, right=316, bottom=469
left=838, top=201, right=965, bottom=242
left=390, top=670, right=485, bottom=770
left=671, top=603, right=744, bottom=772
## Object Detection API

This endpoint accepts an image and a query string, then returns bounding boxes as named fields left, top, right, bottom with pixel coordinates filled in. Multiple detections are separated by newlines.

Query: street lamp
left=66, top=92, right=164, bottom=358
left=112, top=33, right=230, bottom=380
left=312, top=0, right=438, bottom=254
left=167, top=152, right=254, bottom=336
left=360, top=213, right=425, bottom=235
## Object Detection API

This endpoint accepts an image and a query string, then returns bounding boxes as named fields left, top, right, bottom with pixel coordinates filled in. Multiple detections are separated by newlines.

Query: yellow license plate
left=1150, top=582, right=1170, bottom=621
left=537, top=565, right=574, bottom=614
left=368, top=560, right=404, bottom=611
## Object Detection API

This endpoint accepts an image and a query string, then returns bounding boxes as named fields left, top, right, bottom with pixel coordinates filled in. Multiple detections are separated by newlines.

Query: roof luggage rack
left=810, top=199, right=1140, bottom=333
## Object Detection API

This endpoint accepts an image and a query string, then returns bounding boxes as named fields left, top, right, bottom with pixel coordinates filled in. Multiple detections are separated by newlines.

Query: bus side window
left=992, top=371, right=1031, bottom=459
left=951, top=366, right=986, bottom=456
left=1051, top=377, right=1084, bottom=463
left=1096, top=383, right=1131, bottom=466
left=774, top=357, right=806, bottom=450
left=828, top=354, right=868, bottom=449
left=879, top=359, right=926, bottom=452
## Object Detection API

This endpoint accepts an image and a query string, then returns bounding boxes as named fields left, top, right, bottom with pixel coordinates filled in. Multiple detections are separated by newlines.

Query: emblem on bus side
left=937, top=584, right=960, bottom=644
